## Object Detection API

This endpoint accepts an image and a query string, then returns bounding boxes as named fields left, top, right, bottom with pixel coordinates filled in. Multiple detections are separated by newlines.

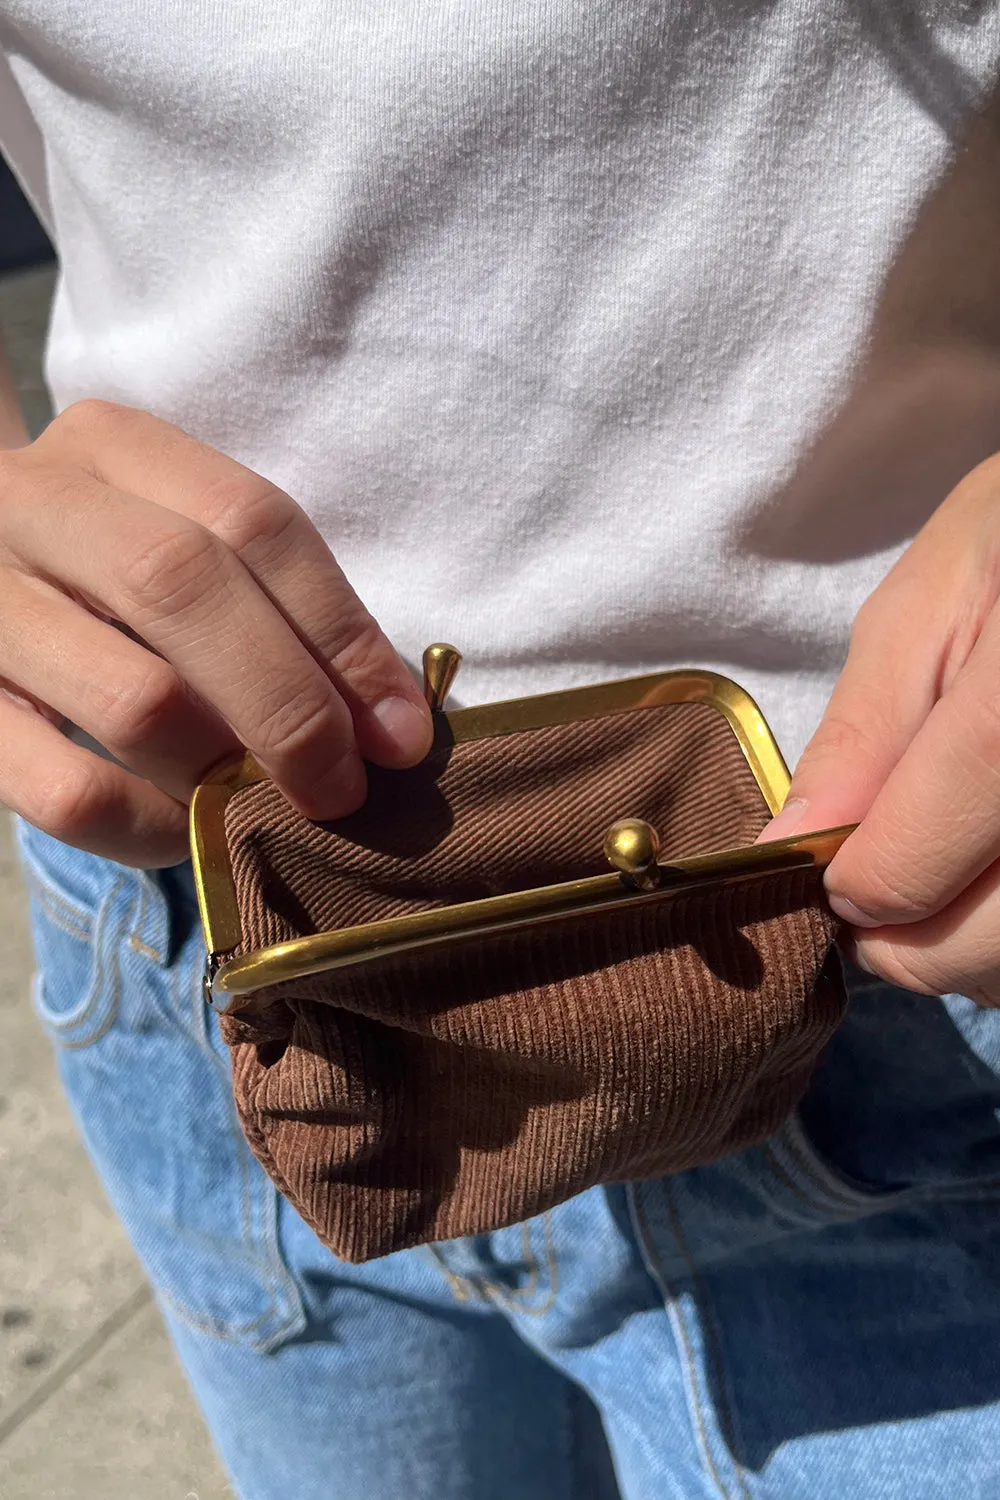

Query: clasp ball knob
left=603, top=818, right=661, bottom=891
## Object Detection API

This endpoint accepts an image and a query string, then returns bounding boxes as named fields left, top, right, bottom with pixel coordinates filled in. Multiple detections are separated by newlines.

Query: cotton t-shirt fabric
left=1, top=1, right=1000, bottom=765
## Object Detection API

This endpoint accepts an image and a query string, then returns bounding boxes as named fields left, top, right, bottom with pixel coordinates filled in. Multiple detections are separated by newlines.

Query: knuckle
left=798, top=714, right=871, bottom=780
left=847, top=867, right=929, bottom=923
left=858, top=945, right=938, bottom=998
left=34, top=764, right=114, bottom=842
left=117, top=523, right=222, bottom=618
left=847, top=587, right=907, bottom=663
left=93, top=662, right=188, bottom=753
left=252, top=689, right=340, bottom=763
left=849, top=571, right=901, bottom=634
left=0, top=456, right=92, bottom=534
left=860, top=934, right=997, bottom=1006
left=849, top=593, right=880, bottom=641
left=56, top=398, right=131, bottom=444
left=326, top=605, right=388, bottom=683
left=197, top=473, right=297, bottom=557
left=838, top=820, right=941, bottom=923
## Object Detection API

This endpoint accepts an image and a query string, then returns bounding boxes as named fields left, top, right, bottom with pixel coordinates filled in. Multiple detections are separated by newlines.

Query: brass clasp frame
left=190, top=646, right=853, bottom=1010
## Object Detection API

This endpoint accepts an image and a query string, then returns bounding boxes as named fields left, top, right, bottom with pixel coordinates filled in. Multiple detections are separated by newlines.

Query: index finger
left=35, top=401, right=432, bottom=769
left=3, top=466, right=369, bottom=821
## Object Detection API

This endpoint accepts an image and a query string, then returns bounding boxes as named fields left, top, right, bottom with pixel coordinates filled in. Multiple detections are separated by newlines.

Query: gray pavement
left=0, top=268, right=230, bottom=1497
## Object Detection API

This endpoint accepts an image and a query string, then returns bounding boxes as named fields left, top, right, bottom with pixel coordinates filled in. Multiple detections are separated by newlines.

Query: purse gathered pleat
left=212, top=698, right=844, bottom=1263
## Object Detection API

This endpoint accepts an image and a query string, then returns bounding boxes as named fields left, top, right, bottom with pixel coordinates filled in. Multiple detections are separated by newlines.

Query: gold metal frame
left=190, top=652, right=849, bottom=1009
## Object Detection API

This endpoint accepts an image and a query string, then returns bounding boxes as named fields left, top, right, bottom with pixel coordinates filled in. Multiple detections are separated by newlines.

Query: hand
left=758, top=452, right=1000, bottom=1007
left=0, top=401, right=432, bottom=868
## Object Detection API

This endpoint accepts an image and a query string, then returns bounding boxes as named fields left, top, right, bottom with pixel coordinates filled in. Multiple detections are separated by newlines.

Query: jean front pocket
left=14, top=819, right=306, bottom=1352
left=17, top=819, right=131, bottom=1050
left=791, top=974, right=1000, bottom=1206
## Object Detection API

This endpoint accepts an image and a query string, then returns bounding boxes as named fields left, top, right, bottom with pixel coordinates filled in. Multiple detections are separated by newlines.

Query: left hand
left=757, top=451, right=1000, bottom=1006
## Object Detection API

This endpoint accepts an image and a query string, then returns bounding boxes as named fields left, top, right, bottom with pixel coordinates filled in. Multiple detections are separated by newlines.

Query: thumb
left=755, top=602, right=939, bottom=845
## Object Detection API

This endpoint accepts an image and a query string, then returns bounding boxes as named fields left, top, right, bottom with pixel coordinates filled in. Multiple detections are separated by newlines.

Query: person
left=2, top=3, right=1000, bottom=1496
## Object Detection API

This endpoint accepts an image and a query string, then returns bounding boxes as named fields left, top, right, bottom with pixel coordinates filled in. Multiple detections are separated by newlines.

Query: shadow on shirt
left=741, top=60, right=1000, bottom=563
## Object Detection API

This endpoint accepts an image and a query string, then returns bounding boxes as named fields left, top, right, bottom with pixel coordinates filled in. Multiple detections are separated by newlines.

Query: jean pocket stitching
left=478, top=1219, right=542, bottom=1306
left=126, top=876, right=163, bottom=966
left=424, top=1244, right=480, bottom=1303
left=33, top=874, right=128, bottom=1050
left=758, top=1138, right=876, bottom=1222
left=480, top=1215, right=559, bottom=1316
left=141, top=1112, right=305, bottom=1347
left=24, top=872, right=94, bottom=943
left=16, top=825, right=99, bottom=933
left=761, top=1112, right=915, bottom=1220
left=155, top=1277, right=297, bottom=1345
left=628, top=1184, right=749, bottom=1500
left=522, top=1211, right=560, bottom=1317
left=149, top=956, right=306, bottom=1349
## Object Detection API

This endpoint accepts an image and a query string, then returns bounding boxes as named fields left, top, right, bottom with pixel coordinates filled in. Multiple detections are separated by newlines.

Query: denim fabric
left=15, top=817, right=1000, bottom=1500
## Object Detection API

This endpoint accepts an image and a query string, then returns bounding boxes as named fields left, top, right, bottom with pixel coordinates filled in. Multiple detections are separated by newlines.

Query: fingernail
left=755, top=797, right=809, bottom=844
left=826, top=893, right=882, bottom=929
left=372, top=696, right=432, bottom=762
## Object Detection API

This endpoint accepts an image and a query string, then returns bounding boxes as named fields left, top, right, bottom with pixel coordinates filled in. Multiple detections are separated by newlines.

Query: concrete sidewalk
left=0, top=268, right=230, bottom=1498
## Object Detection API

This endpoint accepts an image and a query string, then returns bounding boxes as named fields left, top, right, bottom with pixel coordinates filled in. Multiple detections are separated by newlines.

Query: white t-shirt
left=2, top=1, right=999, bottom=764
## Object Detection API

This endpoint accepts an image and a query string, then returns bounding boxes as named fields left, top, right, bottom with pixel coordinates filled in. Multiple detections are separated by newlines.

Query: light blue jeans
left=15, top=815, right=1000, bottom=1500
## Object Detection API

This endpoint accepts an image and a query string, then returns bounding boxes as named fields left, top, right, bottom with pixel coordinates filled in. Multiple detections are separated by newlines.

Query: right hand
left=0, top=400, right=433, bottom=868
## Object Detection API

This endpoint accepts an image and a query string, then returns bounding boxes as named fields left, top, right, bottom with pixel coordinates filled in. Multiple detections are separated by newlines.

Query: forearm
left=0, top=332, right=30, bottom=447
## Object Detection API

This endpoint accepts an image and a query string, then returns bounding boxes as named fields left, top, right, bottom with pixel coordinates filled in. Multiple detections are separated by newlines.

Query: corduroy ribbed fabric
left=217, top=700, right=843, bottom=1262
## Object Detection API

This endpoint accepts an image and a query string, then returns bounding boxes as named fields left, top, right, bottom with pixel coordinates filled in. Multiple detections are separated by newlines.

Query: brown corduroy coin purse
left=190, top=647, right=849, bottom=1264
